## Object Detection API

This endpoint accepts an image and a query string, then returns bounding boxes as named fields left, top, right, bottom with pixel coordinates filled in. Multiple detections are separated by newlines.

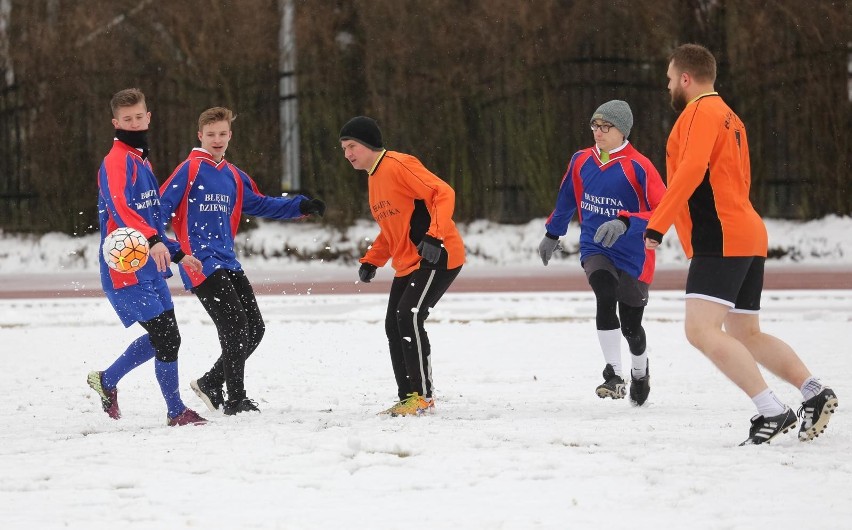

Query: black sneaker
left=797, top=387, right=838, bottom=441
left=739, top=407, right=797, bottom=446
left=595, top=364, right=626, bottom=399
left=629, top=361, right=650, bottom=406
left=190, top=378, right=224, bottom=412
left=223, top=397, right=261, bottom=416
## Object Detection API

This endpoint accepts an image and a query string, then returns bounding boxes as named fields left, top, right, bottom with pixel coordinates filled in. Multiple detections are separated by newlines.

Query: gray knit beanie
left=591, top=100, right=633, bottom=138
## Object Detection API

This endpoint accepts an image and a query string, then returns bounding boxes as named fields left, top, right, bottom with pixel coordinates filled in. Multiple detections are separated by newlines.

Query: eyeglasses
left=590, top=122, right=615, bottom=133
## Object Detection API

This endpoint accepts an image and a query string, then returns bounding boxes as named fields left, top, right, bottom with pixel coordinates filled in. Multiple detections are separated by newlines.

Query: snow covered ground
left=0, top=216, right=850, bottom=528
left=1, top=289, right=851, bottom=528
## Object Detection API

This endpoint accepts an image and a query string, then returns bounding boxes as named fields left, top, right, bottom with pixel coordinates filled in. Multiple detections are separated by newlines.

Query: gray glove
left=538, top=234, right=559, bottom=266
left=594, top=218, right=628, bottom=248
left=417, top=235, right=443, bottom=264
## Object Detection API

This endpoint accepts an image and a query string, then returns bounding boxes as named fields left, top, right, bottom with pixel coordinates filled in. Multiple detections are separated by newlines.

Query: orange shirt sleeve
left=362, top=230, right=391, bottom=267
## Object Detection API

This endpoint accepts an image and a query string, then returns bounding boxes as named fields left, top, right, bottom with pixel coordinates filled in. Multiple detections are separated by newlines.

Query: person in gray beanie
left=591, top=99, right=633, bottom=140
left=537, top=99, right=665, bottom=406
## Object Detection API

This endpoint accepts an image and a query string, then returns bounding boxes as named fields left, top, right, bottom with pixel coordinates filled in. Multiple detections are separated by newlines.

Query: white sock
left=800, top=377, right=823, bottom=401
left=752, top=388, right=787, bottom=417
left=597, top=329, right=622, bottom=376
left=631, top=351, right=648, bottom=379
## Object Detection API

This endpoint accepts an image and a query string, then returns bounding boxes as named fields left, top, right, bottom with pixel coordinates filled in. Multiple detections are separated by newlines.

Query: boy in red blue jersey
left=160, top=107, right=325, bottom=416
left=88, top=88, right=206, bottom=427
left=539, top=100, right=666, bottom=406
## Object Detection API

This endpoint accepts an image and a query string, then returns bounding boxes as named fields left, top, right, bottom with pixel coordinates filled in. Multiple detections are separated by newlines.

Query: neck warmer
left=115, top=129, right=149, bottom=159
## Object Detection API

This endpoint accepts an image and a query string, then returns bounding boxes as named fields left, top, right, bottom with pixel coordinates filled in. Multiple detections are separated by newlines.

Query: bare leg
left=724, top=312, right=812, bottom=389
left=684, top=298, right=768, bottom=397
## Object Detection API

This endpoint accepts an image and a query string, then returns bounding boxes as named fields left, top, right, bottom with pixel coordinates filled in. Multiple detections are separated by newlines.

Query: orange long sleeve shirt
left=360, top=150, right=465, bottom=276
left=646, top=93, right=768, bottom=258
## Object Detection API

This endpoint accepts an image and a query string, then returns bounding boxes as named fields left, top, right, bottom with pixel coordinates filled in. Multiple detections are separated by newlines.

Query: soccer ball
left=102, top=227, right=150, bottom=273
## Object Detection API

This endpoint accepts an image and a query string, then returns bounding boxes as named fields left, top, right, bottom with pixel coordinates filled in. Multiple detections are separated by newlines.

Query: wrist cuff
left=644, top=229, right=664, bottom=243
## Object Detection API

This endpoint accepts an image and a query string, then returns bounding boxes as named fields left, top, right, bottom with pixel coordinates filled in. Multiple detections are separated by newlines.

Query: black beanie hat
left=339, top=116, right=383, bottom=150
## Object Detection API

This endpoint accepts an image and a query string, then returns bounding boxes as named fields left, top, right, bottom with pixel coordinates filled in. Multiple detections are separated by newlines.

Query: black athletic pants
left=193, top=269, right=265, bottom=402
left=385, top=266, right=461, bottom=401
left=587, top=269, right=647, bottom=355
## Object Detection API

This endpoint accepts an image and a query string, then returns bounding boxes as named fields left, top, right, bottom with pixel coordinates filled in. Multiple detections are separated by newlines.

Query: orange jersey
left=361, top=150, right=465, bottom=276
left=646, top=93, right=767, bottom=258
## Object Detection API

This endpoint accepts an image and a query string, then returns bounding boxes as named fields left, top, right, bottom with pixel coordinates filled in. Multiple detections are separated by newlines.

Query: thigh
left=399, top=266, right=461, bottom=312
left=686, top=256, right=756, bottom=309
left=582, top=254, right=618, bottom=283
left=387, top=273, right=411, bottom=317
left=105, top=278, right=173, bottom=327
left=195, top=269, right=245, bottom=322
left=227, top=270, right=262, bottom=323
left=732, top=257, right=764, bottom=313
left=684, top=296, right=730, bottom=334
left=616, top=272, right=649, bottom=307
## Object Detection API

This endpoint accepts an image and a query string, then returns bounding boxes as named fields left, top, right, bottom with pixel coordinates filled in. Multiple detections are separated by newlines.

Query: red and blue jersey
left=160, top=148, right=307, bottom=289
left=545, top=142, right=666, bottom=283
left=97, top=140, right=179, bottom=291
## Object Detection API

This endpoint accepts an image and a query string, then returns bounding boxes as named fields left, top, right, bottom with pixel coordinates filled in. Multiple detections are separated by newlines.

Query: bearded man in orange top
left=644, top=44, right=837, bottom=445
left=341, top=116, right=465, bottom=416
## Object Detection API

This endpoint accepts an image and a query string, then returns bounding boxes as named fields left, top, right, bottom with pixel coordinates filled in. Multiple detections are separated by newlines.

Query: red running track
left=0, top=264, right=849, bottom=299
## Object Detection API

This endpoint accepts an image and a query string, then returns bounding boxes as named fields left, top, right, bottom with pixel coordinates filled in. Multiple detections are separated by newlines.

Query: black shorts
left=582, top=253, right=649, bottom=307
left=686, top=256, right=765, bottom=312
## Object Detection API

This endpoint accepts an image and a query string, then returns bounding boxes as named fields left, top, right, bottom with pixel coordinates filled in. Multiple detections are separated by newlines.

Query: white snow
left=1, top=215, right=852, bottom=273
left=0, top=217, right=851, bottom=528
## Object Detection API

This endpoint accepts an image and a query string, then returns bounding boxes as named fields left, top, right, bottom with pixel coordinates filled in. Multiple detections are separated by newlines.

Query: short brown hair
left=110, top=88, right=146, bottom=117
left=668, top=44, right=717, bottom=83
left=198, top=107, right=236, bottom=131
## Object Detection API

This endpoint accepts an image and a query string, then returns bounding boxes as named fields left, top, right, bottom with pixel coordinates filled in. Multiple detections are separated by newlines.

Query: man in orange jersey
left=644, top=44, right=837, bottom=445
left=340, top=116, right=464, bottom=416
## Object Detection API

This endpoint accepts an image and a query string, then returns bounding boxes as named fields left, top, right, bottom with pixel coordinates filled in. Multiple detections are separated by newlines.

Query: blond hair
left=198, top=107, right=236, bottom=131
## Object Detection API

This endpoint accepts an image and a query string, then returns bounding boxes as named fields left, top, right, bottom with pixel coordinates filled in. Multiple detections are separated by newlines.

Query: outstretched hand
left=299, top=198, right=326, bottom=217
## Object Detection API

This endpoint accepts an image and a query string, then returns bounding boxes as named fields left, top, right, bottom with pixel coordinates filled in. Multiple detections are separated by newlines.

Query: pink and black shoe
left=167, top=408, right=208, bottom=427
left=87, top=371, right=121, bottom=419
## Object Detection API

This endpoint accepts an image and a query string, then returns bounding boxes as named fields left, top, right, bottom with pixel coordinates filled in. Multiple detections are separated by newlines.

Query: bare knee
left=684, top=321, right=706, bottom=350
left=724, top=314, right=761, bottom=343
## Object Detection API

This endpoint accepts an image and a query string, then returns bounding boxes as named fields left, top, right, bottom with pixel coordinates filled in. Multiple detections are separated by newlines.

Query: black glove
left=358, top=263, right=377, bottom=283
left=299, top=198, right=326, bottom=217
left=416, top=234, right=443, bottom=264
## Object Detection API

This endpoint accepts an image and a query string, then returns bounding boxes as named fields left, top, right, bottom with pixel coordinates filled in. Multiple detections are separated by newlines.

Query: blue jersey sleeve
left=159, top=161, right=191, bottom=222
left=236, top=167, right=306, bottom=220
left=544, top=153, right=582, bottom=236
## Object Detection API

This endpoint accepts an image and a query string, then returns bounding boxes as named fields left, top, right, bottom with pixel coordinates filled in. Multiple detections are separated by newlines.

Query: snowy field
left=1, top=288, right=850, bottom=529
